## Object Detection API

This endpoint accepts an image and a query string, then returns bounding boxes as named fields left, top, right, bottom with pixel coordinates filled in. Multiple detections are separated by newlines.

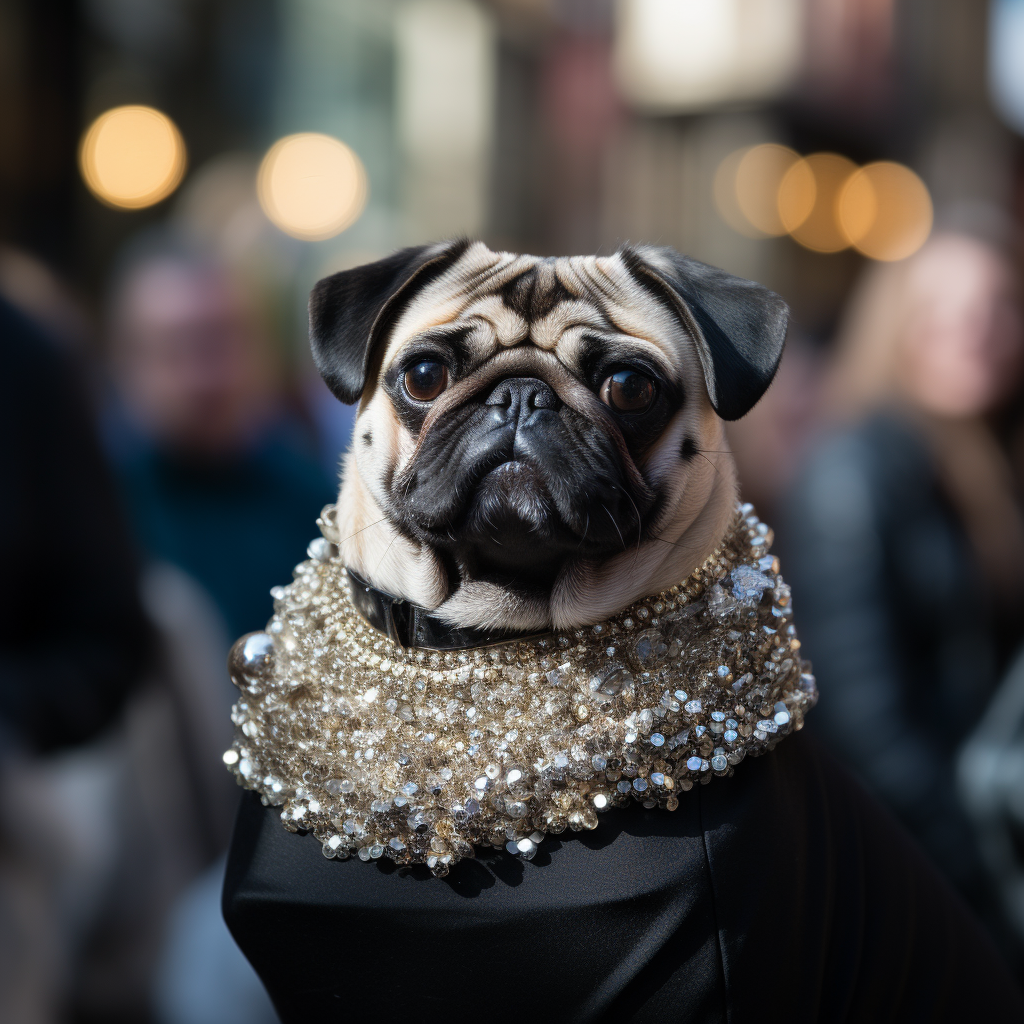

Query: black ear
left=309, top=240, right=470, bottom=404
left=621, top=245, right=789, bottom=421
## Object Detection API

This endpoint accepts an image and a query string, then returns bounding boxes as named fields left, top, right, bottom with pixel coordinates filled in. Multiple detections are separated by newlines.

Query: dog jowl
left=309, top=241, right=788, bottom=631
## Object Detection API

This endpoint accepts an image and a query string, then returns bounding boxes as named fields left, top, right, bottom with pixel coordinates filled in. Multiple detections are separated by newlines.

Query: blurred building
left=0, top=0, right=1016, bottom=351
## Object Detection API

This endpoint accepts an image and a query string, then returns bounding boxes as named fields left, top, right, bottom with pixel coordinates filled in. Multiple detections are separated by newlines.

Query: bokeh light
left=778, top=152, right=857, bottom=253
left=775, top=157, right=816, bottom=235
left=79, top=105, right=186, bottom=209
left=257, top=133, right=368, bottom=241
left=838, top=161, right=933, bottom=261
left=736, top=143, right=801, bottom=236
left=712, top=147, right=759, bottom=238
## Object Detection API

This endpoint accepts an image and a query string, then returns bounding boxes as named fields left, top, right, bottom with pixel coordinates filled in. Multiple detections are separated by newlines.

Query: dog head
left=310, top=241, right=788, bottom=630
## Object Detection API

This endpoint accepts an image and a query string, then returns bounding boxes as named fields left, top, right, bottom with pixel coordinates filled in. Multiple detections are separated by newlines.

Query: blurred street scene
left=5, top=0, right=1024, bottom=1020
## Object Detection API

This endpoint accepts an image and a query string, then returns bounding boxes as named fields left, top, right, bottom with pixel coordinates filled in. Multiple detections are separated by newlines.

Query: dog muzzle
left=224, top=503, right=817, bottom=876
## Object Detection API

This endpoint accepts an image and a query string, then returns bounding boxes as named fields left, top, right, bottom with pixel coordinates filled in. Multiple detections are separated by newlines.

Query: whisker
left=695, top=451, right=721, bottom=477
left=373, top=534, right=399, bottom=576
left=614, top=484, right=644, bottom=574
left=339, top=517, right=389, bottom=546
left=645, top=532, right=702, bottom=554
left=576, top=511, right=591, bottom=550
left=600, top=502, right=627, bottom=551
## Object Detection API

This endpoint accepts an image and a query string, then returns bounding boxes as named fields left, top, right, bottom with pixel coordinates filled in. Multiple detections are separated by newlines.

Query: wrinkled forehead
left=378, top=241, right=688, bottom=376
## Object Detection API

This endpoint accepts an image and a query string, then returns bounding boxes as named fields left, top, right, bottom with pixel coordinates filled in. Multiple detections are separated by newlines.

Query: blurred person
left=108, top=240, right=336, bottom=642
left=783, top=232, right=1024, bottom=925
left=0, top=287, right=152, bottom=1022
left=959, top=641, right=1024, bottom=961
left=102, top=239, right=330, bottom=1023
left=0, top=288, right=149, bottom=752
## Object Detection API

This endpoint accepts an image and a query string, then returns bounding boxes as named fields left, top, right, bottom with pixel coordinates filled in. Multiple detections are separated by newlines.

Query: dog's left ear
left=621, top=245, right=789, bottom=421
left=309, top=239, right=470, bottom=404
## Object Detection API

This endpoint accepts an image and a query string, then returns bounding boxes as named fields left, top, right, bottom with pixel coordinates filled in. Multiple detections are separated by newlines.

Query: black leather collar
left=346, top=569, right=549, bottom=651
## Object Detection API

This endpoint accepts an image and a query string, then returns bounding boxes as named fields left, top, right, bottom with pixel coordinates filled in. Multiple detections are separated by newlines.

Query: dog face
left=310, top=241, right=788, bottom=630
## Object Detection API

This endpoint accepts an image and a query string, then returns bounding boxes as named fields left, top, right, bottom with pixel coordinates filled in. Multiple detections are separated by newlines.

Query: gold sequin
left=226, top=503, right=816, bottom=876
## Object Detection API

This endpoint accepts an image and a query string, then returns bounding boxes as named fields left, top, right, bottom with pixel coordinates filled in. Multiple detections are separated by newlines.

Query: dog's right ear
left=309, top=240, right=469, bottom=404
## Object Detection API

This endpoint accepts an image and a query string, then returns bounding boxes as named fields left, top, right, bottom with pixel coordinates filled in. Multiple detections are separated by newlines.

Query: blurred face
left=899, top=236, right=1024, bottom=418
left=115, top=260, right=270, bottom=454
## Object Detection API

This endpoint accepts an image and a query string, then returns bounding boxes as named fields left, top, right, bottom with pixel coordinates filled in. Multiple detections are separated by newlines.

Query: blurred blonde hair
left=823, top=255, right=914, bottom=421
left=823, top=233, right=1024, bottom=600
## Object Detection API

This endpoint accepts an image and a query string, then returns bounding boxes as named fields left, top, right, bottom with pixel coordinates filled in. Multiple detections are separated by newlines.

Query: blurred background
left=7, top=0, right=1024, bottom=1020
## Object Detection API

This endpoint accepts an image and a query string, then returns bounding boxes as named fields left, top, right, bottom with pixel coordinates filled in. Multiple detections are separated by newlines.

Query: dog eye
left=600, top=370, right=655, bottom=414
left=404, top=361, right=449, bottom=402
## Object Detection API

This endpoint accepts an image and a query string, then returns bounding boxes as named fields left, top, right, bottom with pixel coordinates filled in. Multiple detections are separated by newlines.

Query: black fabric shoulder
left=224, top=731, right=1024, bottom=1022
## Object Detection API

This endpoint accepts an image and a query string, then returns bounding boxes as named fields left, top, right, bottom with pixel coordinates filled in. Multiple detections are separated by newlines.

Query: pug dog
left=309, top=240, right=788, bottom=631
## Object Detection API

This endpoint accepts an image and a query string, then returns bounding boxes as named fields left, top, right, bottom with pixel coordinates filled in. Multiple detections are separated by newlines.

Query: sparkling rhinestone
left=229, top=505, right=811, bottom=873
left=590, top=662, right=634, bottom=697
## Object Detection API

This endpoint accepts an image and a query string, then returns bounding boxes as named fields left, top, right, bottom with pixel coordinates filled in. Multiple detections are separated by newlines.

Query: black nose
left=485, top=377, right=560, bottom=425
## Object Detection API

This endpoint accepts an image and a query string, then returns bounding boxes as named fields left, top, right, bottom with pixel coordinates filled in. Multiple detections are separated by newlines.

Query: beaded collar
left=224, top=503, right=817, bottom=876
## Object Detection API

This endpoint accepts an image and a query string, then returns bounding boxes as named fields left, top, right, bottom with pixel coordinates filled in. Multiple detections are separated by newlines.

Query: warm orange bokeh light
left=79, top=106, right=187, bottom=209
left=257, top=133, right=368, bottom=241
left=778, top=153, right=857, bottom=253
left=776, top=158, right=816, bottom=235
left=838, top=161, right=933, bottom=261
left=734, top=143, right=801, bottom=236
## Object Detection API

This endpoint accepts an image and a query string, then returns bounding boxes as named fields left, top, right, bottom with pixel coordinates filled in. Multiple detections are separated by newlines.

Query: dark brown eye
left=404, top=361, right=449, bottom=402
left=600, top=370, right=655, bottom=413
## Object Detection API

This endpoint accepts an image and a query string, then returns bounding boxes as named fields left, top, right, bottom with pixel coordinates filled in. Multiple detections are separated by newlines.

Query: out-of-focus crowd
left=7, top=215, right=1024, bottom=1021
left=0, top=233, right=343, bottom=1024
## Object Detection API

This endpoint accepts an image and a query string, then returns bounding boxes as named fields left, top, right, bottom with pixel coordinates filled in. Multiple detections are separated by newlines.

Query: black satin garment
left=224, top=732, right=1024, bottom=1022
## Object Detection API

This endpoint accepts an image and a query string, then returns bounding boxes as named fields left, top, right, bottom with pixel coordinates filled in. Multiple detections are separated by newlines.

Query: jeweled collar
left=225, top=503, right=817, bottom=876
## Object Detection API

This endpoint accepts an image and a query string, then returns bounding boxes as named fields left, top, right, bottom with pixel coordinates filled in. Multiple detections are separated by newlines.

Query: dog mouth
left=475, top=461, right=548, bottom=519
left=457, top=458, right=577, bottom=576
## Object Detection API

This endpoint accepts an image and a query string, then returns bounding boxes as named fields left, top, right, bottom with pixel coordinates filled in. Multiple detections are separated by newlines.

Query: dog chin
left=458, top=461, right=581, bottom=581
